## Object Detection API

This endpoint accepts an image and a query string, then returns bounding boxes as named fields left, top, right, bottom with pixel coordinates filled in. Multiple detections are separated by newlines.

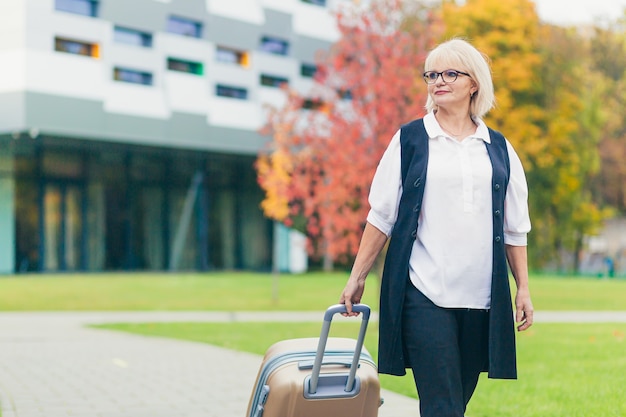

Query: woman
left=340, top=38, right=533, bottom=417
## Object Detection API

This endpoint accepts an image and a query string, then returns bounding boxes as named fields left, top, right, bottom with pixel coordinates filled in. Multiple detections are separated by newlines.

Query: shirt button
left=495, top=236, right=501, bottom=242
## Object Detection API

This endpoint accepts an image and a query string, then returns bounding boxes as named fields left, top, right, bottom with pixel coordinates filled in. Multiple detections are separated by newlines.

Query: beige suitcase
left=246, top=304, right=381, bottom=417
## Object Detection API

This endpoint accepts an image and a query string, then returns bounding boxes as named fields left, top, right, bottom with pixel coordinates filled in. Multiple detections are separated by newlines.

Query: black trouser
left=402, top=283, right=489, bottom=417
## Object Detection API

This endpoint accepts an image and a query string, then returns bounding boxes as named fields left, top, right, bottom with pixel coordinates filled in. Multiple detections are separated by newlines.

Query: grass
left=0, top=271, right=624, bottom=311
left=1, top=271, right=625, bottom=416
left=95, top=321, right=626, bottom=417
left=0, top=272, right=373, bottom=311
left=467, top=323, right=626, bottom=417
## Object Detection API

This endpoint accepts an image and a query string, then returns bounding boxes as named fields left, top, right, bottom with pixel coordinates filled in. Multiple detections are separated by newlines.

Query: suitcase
left=246, top=304, right=382, bottom=417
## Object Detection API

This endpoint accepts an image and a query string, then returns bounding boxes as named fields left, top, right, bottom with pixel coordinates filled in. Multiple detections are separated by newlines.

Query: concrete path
left=0, top=311, right=624, bottom=417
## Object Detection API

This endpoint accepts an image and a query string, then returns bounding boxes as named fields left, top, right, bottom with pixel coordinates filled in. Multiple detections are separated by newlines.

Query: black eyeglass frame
left=422, top=69, right=471, bottom=84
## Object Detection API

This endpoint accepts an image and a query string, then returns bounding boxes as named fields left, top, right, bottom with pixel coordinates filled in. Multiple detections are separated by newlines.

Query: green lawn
left=1, top=272, right=625, bottom=416
left=0, top=271, right=624, bottom=311
left=95, top=321, right=626, bottom=417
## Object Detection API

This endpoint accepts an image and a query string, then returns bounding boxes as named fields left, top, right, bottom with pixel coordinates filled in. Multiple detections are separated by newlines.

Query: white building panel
left=164, top=73, right=210, bottom=115
left=258, top=87, right=288, bottom=112
left=291, top=77, right=316, bottom=96
left=206, top=0, right=265, bottom=24
left=40, top=10, right=109, bottom=50
left=255, top=53, right=298, bottom=80
left=107, top=45, right=162, bottom=76
left=26, top=50, right=105, bottom=100
left=293, top=3, right=340, bottom=41
left=103, top=82, right=170, bottom=119
left=0, top=1, right=26, bottom=51
left=0, top=51, right=26, bottom=93
left=208, top=98, right=262, bottom=130
left=159, top=33, right=211, bottom=62
left=209, top=64, right=257, bottom=96
left=261, top=0, right=297, bottom=14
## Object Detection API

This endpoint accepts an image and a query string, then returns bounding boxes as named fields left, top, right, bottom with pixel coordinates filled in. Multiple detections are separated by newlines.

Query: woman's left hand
left=515, top=287, right=534, bottom=331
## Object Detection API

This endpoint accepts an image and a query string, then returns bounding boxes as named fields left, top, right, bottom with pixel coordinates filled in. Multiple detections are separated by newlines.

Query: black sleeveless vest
left=377, top=118, right=517, bottom=379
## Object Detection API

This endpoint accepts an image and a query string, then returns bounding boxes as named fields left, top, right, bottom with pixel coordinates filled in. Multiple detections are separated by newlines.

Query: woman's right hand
left=340, top=278, right=366, bottom=316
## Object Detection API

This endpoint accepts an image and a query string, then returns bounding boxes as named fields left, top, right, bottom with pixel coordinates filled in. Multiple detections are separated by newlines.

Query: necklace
left=441, top=124, right=475, bottom=139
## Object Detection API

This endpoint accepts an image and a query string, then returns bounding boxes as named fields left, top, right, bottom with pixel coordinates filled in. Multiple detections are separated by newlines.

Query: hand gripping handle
left=308, top=304, right=371, bottom=395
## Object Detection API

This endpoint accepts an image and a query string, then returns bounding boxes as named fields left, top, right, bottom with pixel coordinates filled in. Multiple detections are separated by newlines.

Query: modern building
left=0, top=0, right=339, bottom=273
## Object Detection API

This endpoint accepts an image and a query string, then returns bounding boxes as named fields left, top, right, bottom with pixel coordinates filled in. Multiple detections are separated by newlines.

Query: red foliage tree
left=256, top=0, right=439, bottom=268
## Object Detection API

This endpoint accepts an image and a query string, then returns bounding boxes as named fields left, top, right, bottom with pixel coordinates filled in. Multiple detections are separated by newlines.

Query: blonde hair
left=424, top=39, right=495, bottom=118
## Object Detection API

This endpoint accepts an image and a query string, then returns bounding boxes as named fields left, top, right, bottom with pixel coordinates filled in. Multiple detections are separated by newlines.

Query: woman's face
left=426, top=63, right=477, bottom=112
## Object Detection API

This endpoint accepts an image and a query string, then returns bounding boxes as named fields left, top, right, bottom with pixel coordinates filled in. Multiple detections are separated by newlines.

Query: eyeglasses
left=423, top=69, right=470, bottom=84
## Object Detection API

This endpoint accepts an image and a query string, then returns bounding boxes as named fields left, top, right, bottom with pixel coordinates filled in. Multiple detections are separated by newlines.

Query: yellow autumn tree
left=439, top=0, right=607, bottom=271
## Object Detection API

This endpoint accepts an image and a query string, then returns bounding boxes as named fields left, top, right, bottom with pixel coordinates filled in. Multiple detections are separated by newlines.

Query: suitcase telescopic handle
left=308, top=304, right=370, bottom=395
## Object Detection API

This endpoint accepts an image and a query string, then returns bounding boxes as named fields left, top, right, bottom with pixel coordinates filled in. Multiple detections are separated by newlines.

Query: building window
left=114, top=26, right=153, bottom=47
left=55, top=37, right=99, bottom=58
left=167, top=58, right=204, bottom=75
left=302, top=99, right=326, bottom=110
left=260, top=74, right=288, bottom=88
left=301, top=0, right=326, bottom=5
left=215, top=46, right=250, bottom=68
left=166, top=15, right=203, bottom=38
left=301, top=63, right=317, bottom=78
left=113, top=67, right=153, bottom=85
left=338, top=89, right=353, bottom=100
left=54, top=0, right=98, bottom=17
left=259, top=36, right=289, bottom=56
left=216, top=85, right=248, bottom=100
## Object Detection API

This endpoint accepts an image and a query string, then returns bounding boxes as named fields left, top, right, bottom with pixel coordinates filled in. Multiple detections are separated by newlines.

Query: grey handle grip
left=308, top=304, right=370, bottom=394
left=323, top=303, right=371, bottom=321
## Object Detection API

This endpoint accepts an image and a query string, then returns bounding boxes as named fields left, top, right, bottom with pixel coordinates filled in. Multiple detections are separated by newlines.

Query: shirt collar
left=423, top=111, right=491, bottom=143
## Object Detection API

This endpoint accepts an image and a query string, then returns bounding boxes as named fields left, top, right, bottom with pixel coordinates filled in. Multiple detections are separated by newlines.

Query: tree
left=589, top=20, right=626, bottom=214
left=256, top=0, right=439, bottom=269
left=440, top=0, right=607, bottom=271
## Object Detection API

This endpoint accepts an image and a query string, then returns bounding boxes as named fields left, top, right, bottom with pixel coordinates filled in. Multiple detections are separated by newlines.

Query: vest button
left=413, top=178, right=421, bottom=187
left=494, top=183, right=500, bottom=191
left=413, top=204, right=420, bottom=212
left=495, top=236, right=501, bottom=242
left=411, top=230, right=417, bottom=238
left=494, top=210, right=501, bottom=216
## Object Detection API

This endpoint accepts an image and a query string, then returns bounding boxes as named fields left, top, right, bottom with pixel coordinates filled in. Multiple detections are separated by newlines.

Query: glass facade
left=166, top=15, right=203, bottom=38
left=55, top=37, right=99, bottom=57
left=11, top=136, right=272, bottom=273
left=113, top=67, right=153, bottom=85
left=167, top=58, right=204, bottom=75
left=114, top=26, right=153, bottom=48
left=215, top=46, right=249, bottom=67
left=260, top=74, right=288, bottom=88
left=54, top=0, right=98, bottom=17
left=216, top=84, right=248, bottom=100
left=259, top=36, right=289, bottom=56
left=300, top=63, right=317, bottom=78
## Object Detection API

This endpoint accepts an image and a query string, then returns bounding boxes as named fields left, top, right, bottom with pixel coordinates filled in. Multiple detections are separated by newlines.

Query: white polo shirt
left=367, top=112, right=531, bottom=309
